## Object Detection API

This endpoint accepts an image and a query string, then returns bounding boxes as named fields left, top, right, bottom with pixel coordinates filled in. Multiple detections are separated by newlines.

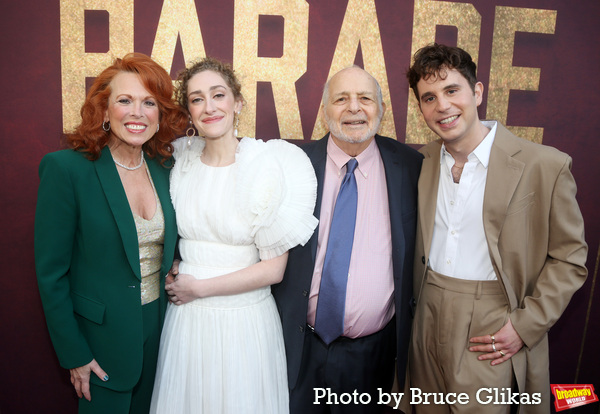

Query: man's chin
left=333, top=130, right=374, bottom=144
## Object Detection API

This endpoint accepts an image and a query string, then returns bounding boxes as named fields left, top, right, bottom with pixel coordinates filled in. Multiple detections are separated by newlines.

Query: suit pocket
left=71, top=291, right=106, bottom=325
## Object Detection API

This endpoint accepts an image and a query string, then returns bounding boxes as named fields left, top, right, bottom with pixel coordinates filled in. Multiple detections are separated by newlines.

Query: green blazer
left=35, top=146, right=177, bottom=391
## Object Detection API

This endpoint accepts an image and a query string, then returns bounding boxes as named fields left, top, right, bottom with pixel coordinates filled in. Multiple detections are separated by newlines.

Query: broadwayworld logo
left=551, top=384, right=598, bottom=411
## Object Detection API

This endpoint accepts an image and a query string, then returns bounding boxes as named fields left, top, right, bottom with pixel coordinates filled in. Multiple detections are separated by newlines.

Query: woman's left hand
left=165, top=273, right=199, bottom=305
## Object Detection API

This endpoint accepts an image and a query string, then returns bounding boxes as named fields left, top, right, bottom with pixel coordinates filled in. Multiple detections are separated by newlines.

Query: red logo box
left=551, top=384, right=598, bottom=411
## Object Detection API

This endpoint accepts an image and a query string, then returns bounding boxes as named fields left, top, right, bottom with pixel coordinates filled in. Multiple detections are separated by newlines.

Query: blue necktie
left=315, top=158, right=358, bottom=344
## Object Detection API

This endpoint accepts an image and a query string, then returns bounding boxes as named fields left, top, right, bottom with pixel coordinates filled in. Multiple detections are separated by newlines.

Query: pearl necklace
left=114, top=151, right=144, bottom=171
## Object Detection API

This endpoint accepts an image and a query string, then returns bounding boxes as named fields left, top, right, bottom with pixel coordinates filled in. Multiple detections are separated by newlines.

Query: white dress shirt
left=430, top=121, right=498, bottom=280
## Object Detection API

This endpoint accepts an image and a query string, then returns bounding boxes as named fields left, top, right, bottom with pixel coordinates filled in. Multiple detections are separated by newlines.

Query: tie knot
left=346, top=158, right=358, bottom=175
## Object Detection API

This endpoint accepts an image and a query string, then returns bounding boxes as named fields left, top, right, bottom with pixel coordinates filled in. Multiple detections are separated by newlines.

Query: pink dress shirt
left=307, top=137, right=394, bottom=338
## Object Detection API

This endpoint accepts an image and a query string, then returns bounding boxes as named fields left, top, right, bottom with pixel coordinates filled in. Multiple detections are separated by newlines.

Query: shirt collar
left=440, top=120, right=497, bottom=168
left=327, top=135, right=377, bottom=179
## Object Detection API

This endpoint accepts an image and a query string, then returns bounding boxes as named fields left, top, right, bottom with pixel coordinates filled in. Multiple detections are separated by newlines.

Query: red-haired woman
left=35, top=53, right=187, bottom=413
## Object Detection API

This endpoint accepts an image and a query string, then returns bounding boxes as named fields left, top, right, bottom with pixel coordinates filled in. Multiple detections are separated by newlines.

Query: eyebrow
left=115, top=93, right=155, bottom=100
left=420, top=83, right=461, bottom=101
left=188, top=85, right=228, bottom=96
left=331, top=90, right=375, bottom=99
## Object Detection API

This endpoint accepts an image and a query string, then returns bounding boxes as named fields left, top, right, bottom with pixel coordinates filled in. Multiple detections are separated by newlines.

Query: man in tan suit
left=405, top=43, right=587, bottom=413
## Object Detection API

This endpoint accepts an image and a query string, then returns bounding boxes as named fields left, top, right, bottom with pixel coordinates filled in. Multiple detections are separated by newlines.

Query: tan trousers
left=409, top=269, right=513, bottom=414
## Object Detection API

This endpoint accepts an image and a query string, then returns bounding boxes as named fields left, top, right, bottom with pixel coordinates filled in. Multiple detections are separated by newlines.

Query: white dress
left=150, top=137, right=318, bottom=414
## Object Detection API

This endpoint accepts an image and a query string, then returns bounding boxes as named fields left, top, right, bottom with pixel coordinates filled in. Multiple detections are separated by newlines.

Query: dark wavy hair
left=66, top=53, right=187, bottom=161
left=407, top=43, right=478, bottom=101
left=175, top=56, right=244, bottom=111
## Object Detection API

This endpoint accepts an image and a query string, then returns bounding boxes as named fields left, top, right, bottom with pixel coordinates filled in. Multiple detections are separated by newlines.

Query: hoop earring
left=102, top=121, right=110, bottom=132
left=186, top=120, right=196, bottom=137
left=156, top=124, right=160, bottom=133
left=234, top=112, right=240, bottom=137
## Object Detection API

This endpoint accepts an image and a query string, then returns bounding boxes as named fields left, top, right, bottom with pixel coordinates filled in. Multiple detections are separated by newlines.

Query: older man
left=272, top=66, right=422, bottom=413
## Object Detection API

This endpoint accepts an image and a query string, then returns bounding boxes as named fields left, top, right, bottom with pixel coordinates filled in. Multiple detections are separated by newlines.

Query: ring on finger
left=499, top=350, right=506, bottom=357
left=490, top=334, right=495, bottom=343
left=492, top=343, right=497, bottom=352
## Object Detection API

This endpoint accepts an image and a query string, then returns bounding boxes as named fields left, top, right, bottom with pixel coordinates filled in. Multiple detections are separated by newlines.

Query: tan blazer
left=413, top=122, right=587, bottom=413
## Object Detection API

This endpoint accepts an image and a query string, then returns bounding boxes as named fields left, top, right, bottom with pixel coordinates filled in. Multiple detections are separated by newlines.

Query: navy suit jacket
left=272, top=134, right=422, bottom=390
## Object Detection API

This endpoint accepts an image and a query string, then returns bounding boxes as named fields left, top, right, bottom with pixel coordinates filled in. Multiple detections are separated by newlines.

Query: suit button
left=299, top=325, right=305, bottom=333
left=421, top=256, right=425, bottom=264
left=302, top=290, right=308, bottom=297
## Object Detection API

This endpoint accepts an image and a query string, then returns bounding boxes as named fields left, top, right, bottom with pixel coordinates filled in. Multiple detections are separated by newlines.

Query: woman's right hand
left=69, top=359, right=109, bottom=401
left=166, top=273, right=201, bottom=305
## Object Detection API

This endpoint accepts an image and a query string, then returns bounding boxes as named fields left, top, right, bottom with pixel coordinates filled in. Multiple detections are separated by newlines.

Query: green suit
left=35, top=146, right=177, bottom=392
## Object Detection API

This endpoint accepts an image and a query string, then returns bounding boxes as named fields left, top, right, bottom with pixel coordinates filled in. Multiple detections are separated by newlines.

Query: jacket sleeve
left=510, top=156, right=588, bottom=348
left=34, top=153, right=94, bottom=369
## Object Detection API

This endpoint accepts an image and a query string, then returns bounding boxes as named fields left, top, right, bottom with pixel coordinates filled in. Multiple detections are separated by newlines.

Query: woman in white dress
left=150, top=57, right=318, bottom=413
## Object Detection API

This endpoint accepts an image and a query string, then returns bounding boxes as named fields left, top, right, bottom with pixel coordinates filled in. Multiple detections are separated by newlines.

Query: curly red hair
left=66, top=53, right=187, bottom=161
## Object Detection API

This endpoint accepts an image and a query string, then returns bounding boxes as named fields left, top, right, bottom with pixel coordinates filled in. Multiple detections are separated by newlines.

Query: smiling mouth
left=203, top=116, right=223, bottom=123
left=126, top=124, right=147, bottom=131
left=343, top=120, right=367, bottom=126
left=439, top=115, right=459, bottom=125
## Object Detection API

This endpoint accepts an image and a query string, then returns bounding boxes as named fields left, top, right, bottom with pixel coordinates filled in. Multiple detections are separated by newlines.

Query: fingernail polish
left=103, top=375, right=109, bottom=381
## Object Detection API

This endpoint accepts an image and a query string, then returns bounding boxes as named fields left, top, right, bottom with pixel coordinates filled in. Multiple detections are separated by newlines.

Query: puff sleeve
left=235, top=138, right=318, bottom=260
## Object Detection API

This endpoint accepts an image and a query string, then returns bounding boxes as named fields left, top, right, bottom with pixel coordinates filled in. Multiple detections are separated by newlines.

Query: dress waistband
left=179, top=239, right=259, bottom=268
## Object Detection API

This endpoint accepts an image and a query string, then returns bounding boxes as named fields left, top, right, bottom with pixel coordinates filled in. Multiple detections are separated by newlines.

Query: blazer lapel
left=307, top=135, right=329, bottom=262
left=376, top=136, right=407, bottom=279
left=483, top=125, right=524, bottom=310
left=419, top=141, right=442, bottom=259
left=95, top=146, right=141, bottom=279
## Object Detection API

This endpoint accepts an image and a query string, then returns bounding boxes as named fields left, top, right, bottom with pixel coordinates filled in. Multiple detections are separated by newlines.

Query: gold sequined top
left=134, top=166, right=165, bottom=305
